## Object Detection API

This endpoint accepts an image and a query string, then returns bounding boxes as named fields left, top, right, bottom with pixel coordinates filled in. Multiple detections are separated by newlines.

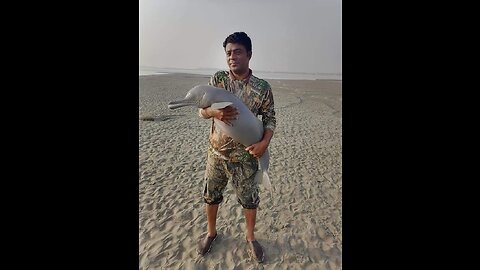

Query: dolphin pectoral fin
left=210, top=102, right=233, bottom=110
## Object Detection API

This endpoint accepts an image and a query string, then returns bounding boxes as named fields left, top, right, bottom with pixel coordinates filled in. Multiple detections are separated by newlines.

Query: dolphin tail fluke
left=254, top=170, right=273, bottom=199
left=262, top=171, right=271, bottom=191
left=254, top=170, right=263, bottom=185
left=257, top=150, right=272, bottom=198
left=263, top=171, right=274, bottom=200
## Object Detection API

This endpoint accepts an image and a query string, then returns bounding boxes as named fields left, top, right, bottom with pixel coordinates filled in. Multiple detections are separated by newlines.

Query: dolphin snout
left=168, top=86, right=208, bottom=110
left=168, top=99, right=197, bottom=110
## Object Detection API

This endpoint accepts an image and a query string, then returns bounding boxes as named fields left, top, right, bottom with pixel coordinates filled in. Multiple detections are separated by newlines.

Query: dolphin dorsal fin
left=210, top=102, right=233, bottom=110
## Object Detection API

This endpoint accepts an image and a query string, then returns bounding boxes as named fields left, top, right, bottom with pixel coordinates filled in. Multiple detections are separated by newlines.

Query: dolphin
left=168, top=85, right=272, bottom=194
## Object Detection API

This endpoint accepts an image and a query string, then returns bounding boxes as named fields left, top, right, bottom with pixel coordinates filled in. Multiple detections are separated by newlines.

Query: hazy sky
left=140, top=0, right=342, bottom=74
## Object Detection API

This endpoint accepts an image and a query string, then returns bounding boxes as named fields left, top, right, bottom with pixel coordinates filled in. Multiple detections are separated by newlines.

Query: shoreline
left=139, top=69, right=342, bottom=81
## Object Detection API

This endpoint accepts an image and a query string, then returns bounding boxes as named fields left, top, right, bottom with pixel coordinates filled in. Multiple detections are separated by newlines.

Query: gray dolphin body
left=168, top=85, right=272, bottom=192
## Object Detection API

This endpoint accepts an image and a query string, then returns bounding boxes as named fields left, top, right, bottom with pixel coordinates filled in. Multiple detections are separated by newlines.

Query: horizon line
left=139, top=65, right=342, bottom=76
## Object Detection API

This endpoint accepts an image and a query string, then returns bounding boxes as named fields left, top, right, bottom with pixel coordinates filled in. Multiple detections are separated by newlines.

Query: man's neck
left=230, top=69, right=251, bottom=81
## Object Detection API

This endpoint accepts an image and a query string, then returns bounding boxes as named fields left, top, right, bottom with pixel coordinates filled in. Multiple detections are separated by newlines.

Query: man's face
left=225, top=43, right=251, bottom=74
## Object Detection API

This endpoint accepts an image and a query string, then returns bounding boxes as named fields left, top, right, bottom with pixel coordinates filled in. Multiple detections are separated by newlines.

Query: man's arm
left=260, top=128, right=274, bottom=145
left=198, top=107, right=212, bottom=119
left=198, top=71, right=238, bottom=125
left=199, top=106, right=238, bottom=126
left=245, top=128, right=273, bottom=158
left=245, top=85, right=276, bottom=158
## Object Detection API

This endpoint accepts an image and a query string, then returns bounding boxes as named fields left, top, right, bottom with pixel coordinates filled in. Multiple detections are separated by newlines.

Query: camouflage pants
left=203, top=149, right=260, bottom=209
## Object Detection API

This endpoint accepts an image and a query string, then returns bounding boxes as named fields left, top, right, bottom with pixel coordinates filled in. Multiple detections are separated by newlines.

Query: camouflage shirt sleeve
left=207, top=71, right=226, bottom=88
left=260, top=83, right=276, bottom=132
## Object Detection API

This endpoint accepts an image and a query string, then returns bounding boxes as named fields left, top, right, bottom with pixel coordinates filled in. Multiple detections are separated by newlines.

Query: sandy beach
left=139, top=73, right=342, bottom=269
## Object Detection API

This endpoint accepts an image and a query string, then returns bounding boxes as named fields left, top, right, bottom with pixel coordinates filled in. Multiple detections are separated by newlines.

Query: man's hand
left=245, top=128, right=274, bottom=158
left=201, top=106, right=238, bottom=126
left=245, top=140, right=269, bottom=159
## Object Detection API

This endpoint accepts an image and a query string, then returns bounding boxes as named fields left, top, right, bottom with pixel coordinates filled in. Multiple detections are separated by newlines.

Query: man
left=197, top=32, right=276, bottom=263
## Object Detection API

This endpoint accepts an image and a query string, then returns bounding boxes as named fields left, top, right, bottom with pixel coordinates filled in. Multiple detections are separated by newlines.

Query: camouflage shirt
left=205, top=69, right=276, bottom=162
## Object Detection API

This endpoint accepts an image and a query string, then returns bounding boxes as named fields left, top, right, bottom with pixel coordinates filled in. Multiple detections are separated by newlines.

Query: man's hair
left=223, top=32, right=252, bottom=52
